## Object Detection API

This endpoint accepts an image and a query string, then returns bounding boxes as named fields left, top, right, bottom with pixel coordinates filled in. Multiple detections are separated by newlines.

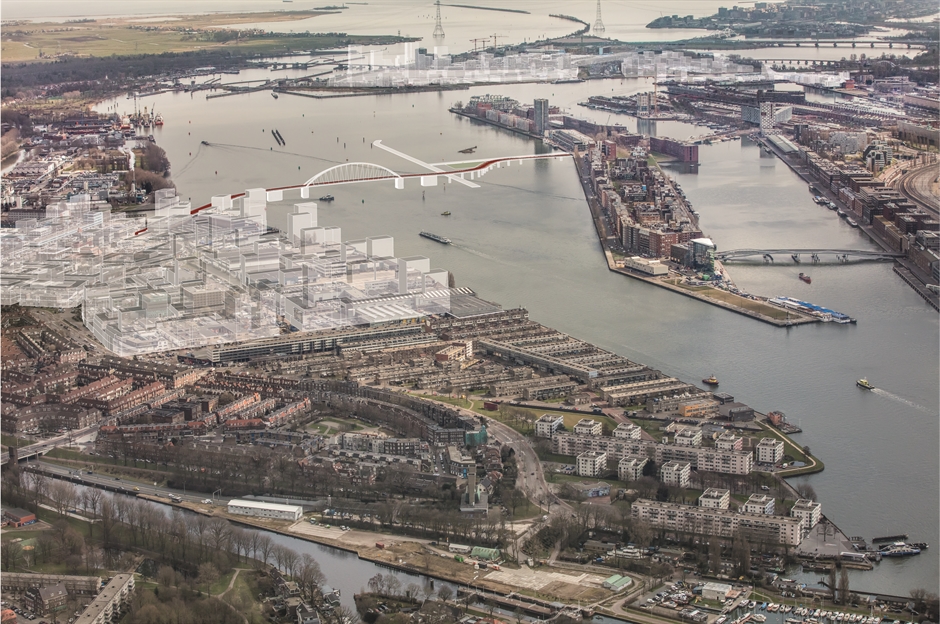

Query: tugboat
left=441, top=211, right=451, bottom=216
left=856, top=378, right=875, bottom=390
left=702, top=375, right=719, bottom=386
left=799, top=273, right=812, bottom=284
left=318, top=195, right=334, bottom=202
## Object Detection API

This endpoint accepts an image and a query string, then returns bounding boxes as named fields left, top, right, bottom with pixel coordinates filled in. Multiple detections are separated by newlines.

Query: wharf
left=571, top=154, right=818, bottom=327
left=450, top=108, right=544, bottom=141
left=456, top=589, right=554, bottom=618
left=759, top=138, right=940, bottom=312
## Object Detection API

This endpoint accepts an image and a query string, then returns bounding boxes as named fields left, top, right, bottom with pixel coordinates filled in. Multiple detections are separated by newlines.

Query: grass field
left=1, top=12, right=410, bottom=62
left=672, top=281, right=794, bottom=320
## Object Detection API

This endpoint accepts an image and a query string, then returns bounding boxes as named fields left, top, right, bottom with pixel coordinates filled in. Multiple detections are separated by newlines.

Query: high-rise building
left=534, top=98, right=549, bottom=137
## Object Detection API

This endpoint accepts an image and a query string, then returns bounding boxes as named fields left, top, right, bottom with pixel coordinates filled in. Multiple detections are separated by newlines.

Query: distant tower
left=433, top=0, right=445, bottom=38
left=593, top=0, right=606, bottom=35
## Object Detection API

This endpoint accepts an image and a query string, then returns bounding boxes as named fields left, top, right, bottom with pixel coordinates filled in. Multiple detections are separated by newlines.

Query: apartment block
left=574, top=418, right=603, bottom=436
left=661, top=461, right=691, bottom=488
left=673, top=427, right=703, bottom=447
left=535, top=414, right=564, bottom=438
left=744, top=494, right=775, bottom=515
left=715, top=431, right=743, bottom=450
left=790, top=498, right=822, bottom=535
left=613, top=422, right=641, bottom=439
left=618, top=457, right=648, bottom=481
left=577, top=450, right=608, bottom=478
left=756, top=437, right=785, bottom=464
left=699, top=488, right=730, bottom=509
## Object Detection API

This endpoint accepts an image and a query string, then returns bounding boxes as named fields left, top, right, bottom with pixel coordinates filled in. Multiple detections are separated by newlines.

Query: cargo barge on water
left=419, top=231, right=451, bottom=244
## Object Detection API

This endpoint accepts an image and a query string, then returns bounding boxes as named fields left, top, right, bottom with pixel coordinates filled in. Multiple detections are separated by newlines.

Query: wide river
left=30, top=0, right=929, bottom=599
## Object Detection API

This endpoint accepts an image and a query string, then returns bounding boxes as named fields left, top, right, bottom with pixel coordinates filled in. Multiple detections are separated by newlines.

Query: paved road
left=31, top=459, right=222, bottom=506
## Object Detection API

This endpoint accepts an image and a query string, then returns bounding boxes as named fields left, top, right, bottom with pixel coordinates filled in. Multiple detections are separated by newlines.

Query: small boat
left=154, top=113, right=164, bottom=126
left=441, top=211, right=451, bottom=216
left=753, top=615, right=767, bottom=622
left=458, top=146, right=477, bottom=154
left=792, top=254, right=801, bottom=263
left=271, top=92, right=279, bottom=99
left=201, top=140, right=210, bottom=145
left=856, top=378, right=875, bottom=390
left=799, top=273, right=812, bottom=284
left=702, top=375, right=719, bottom=386
left=847, top=218, right=858, bottom=228
left=319, top=195, right=335, bottom=202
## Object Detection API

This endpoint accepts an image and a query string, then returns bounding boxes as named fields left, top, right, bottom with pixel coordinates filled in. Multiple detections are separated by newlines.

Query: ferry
left=880, top=542, right=921, bottom=557
left=702, top=375, right=719, bottom=386
left=856, top=378, right=875, bottom=390
left=420, top=231, right=451, bottom=244
left=799, top=273, right=812, bottom=284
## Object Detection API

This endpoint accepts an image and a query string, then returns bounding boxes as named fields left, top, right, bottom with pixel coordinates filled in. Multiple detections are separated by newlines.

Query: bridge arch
left=303, top=162, right=402, bottom=187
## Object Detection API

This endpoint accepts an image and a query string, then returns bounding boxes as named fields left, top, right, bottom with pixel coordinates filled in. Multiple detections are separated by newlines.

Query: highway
left=897, top=163, right=940, bottom=218
left=27, top=459, right=223, bottom=506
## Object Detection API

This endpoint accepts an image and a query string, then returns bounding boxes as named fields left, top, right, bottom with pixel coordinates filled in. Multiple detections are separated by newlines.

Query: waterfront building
left=756, top=437, right=785, bottom=465
left=743, top=494, right=775, bottom=515
left=577, top=450, right=608, bottom=477
left=660, top=461, right=691, bottom=488
left=534, top=98, right=550, bottom=137
left=631, top=499, right=804, bottom=546
left=535, top=413, right=565, bottom=438
left=227, top=499, right=303, bottom=521
left=618, top=457, right=647, bottom=481
left=699, top=488, right=731, bottom=509
left=550, top=129, right=596, bottom=152
left=702, top=582, right=733, bottom=601
left=790, top=498, right=822, bottom=535
left=574, top=418, right=603, bottom=436
left=622, top=256, right=669, bottom=276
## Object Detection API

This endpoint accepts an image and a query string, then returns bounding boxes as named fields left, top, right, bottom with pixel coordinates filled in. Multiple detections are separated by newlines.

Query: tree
left=838, top=568, right=849, bottom=605
left=198, top=561, right=219, bottom=596
left=436, top=585, right=453, bottom=602
left=2, top=541, right=22, bottom=571
left=795, top=482, right=818, bottom=501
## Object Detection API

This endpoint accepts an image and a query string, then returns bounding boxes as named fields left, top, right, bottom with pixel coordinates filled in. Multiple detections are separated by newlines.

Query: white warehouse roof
left=228, top=499, right=303, bottom=513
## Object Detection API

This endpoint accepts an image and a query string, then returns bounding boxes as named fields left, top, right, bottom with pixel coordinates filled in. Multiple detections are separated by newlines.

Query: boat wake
left=871, top=388, right=933, bottom=414
left=451, top=243, right=500, bottom=262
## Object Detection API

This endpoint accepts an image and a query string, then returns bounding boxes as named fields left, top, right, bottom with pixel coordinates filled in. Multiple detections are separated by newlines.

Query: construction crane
left=470, top=38, right=490, bottom=52
left=491, top=33, right=504, bottom=49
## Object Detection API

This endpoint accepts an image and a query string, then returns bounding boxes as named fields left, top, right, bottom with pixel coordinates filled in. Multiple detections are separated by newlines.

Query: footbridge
left=715, top=248, right=905, bottom=263
left=190, top=141, right=573, bottom=215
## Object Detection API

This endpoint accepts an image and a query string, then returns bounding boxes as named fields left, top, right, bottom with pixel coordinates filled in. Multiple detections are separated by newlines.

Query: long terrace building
left=632, top=498, right=804, bottom=546
left=552, top=433, right=753, bottom=475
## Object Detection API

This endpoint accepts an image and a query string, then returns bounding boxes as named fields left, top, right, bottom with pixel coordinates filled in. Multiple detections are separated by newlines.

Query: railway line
left=897, top=163, right=940, bottom=218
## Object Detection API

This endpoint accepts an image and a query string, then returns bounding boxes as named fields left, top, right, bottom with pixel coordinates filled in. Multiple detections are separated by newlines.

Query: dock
left=456, top=588, right=554, bottom=618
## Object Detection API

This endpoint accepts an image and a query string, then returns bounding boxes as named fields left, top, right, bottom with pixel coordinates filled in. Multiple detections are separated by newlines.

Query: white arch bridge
left=191, top=141, right=572, bottom=215
left=715, top=248, right=905, bottom=263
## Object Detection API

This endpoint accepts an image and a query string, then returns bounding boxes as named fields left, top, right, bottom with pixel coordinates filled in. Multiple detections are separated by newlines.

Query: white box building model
left=0, top=189, right=453, bottom=356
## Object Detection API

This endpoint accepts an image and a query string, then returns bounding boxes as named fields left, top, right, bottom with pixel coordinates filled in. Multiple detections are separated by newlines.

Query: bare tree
left=795, top=482, right=818, bottom=501
left=436, top=585, right=454, bottom=602
left=838, top=568, right=849, bottom=605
